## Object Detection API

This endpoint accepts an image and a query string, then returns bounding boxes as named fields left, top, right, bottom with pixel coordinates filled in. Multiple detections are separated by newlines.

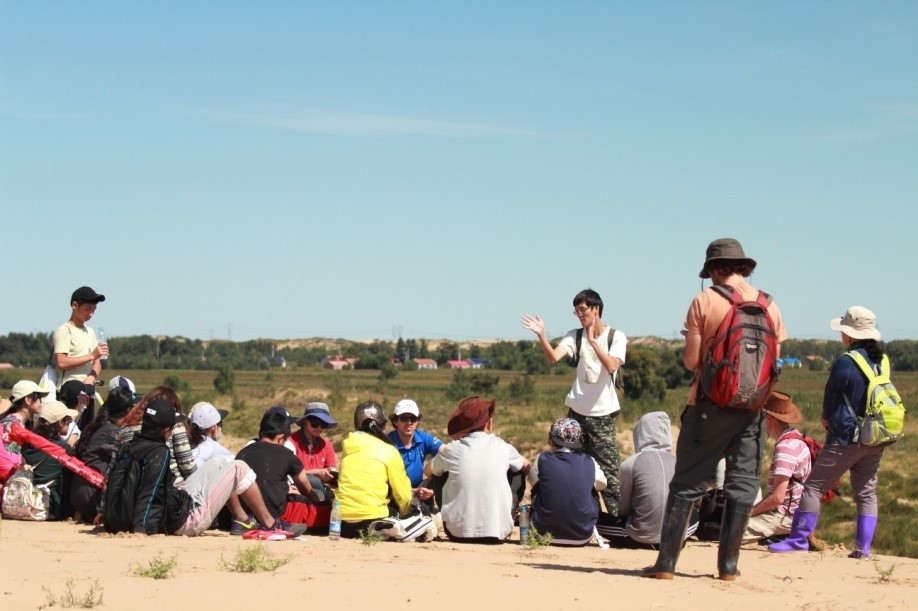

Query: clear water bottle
left=328, top=499, right=342, bottom=541
left=97, top=326, right=108, bottom=361
left=519, top=505, right=530, bottom=546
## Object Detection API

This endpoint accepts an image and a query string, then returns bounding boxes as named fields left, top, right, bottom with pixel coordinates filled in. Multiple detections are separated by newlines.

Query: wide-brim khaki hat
left=764, top=391, right=802, bottom=424
left=699, top=237, right=757, bottom=279
left=830, top=305, right=881, bottom=341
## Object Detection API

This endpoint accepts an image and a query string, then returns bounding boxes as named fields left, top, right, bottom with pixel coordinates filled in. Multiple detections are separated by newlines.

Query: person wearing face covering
left=188, top=402, right=233, bottom=468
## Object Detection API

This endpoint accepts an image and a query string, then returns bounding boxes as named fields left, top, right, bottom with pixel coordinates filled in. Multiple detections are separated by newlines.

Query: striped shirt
left=769, top=428, right=812, bottom=516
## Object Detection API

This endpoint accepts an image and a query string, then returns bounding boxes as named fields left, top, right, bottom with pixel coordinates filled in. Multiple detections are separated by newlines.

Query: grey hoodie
left=618, top=411, right=675, bottom=544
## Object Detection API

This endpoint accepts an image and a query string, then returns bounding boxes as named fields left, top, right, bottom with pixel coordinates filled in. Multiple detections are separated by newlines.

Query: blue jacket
left=823, top=347, right=875, bottom=446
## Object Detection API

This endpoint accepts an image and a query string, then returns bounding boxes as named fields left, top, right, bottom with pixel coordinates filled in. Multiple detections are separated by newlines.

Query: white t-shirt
left=430, top=432, right=525, bottom=540
left=52, top=322, right=99, bottom=386
left=191, top=437, right=234, bottom=468
left=558, top=325, right=627, bottom=417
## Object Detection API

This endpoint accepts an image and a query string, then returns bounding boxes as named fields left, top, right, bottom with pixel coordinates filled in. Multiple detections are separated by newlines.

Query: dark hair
left=358, top=417, right=395, bottom=446
left=258, top=411, right=292, bottom=439
left=33, top=417, right=68, bottom=441
left=706, top=260, right=755, bottom=279
left=74, top=387, right=134, bottom=458
left=573, top=289, right=603, bottom=317
left=120, top=386, right=181, bottom=428
left=849, top=339, right=885, bottom=363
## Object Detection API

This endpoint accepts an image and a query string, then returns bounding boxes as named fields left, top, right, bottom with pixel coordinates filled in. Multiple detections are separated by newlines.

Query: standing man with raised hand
left=643, top=238, right=786, bottom=582
left=522, top=288, right=627, bottom=515
left=53, top=286, right=108, bottom=388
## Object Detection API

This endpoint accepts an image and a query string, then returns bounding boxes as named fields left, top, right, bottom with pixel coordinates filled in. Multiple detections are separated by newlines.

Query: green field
left=8, top=365, right=916, bottom=558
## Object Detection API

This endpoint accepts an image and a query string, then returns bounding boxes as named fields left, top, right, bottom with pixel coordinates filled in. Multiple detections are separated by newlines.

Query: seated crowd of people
left=1, top=374, right=814, bottom=549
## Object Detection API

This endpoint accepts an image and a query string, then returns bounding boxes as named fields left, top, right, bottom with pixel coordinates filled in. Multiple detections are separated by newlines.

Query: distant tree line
left=2, top=332, right=916, bottom=377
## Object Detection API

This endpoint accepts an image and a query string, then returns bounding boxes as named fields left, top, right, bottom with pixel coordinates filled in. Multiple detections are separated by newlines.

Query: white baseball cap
left=392, top=399, right=420, bottom=418
left=190, top=402, right=228, bottom=429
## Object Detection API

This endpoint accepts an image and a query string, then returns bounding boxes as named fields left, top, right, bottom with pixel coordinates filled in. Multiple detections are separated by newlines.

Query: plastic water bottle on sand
left=519, top=505, right=530, bottom=545
left=329, top=500, right=342, bottom=541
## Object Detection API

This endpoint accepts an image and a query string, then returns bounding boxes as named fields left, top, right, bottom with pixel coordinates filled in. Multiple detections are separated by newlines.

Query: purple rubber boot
left=768, top=511, right=818, bottom=553
left=848, top=514, right=877, bottom=559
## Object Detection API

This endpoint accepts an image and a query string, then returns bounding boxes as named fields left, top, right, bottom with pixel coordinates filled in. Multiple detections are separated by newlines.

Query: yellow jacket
left=337, top=431, right=413, bottom=521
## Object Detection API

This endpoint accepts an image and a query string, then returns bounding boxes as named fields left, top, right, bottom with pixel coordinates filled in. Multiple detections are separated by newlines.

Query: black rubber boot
left=642, top=495, right=695, bottom=579
left=717, top=500, right=753, bottom=581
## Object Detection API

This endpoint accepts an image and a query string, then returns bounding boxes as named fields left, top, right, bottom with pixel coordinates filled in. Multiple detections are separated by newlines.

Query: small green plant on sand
left=359, top=528, right=384, bottom=546
left=41, top=578, right=104, bottom=608
left=871, top=558, right=897, bottom=583
left=220, top=544, right=292, bottom=573
left=131, top=553, right=178, bottom=579
left=527, top=527, right=553, bottom=550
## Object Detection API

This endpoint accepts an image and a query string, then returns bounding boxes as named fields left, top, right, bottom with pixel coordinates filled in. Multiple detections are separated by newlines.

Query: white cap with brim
left=830, top=305, right=881, bottom=341
left=10, top=380, right=50, bottom=403
left=190, top=402, right=228, bottom=429
left=392, top=399, right=420, bottom=418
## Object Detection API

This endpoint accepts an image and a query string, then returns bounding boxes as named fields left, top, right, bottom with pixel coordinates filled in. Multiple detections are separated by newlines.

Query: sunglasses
left=396, top=415, right=419, bottom=423
left=306, top=416, right=331, bottom=429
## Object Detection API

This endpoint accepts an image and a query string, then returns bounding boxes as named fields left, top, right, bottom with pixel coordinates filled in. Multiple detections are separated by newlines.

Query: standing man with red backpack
left=644, top=238, right=787, bottom=581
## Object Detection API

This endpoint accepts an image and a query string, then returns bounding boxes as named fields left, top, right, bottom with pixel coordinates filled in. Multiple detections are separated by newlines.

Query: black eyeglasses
left=396, top=415, right=419, bottom=423
left=306, top=416, right=331, bottom=429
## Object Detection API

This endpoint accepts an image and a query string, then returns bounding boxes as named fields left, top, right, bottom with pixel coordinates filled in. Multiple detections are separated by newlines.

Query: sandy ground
left=2, top=520, right=916, bottom=611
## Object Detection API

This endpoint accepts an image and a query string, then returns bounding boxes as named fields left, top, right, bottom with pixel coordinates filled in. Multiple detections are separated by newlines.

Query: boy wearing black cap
left=53, top=286, right=108, bottom=388
left=106, top=399, right=284, bottom=536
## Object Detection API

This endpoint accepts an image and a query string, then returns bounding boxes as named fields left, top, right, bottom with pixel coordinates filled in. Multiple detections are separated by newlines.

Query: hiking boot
left=642, top=495, right=695, bottom=579
left=230, top=515, right=257, bottom=536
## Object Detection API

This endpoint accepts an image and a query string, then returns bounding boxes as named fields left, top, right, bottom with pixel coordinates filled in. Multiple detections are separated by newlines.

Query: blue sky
left=2, top=1, right=916, bottom=343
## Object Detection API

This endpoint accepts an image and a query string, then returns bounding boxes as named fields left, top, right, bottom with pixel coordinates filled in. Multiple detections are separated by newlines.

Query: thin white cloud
left=190, top=107, right=557, bottom=138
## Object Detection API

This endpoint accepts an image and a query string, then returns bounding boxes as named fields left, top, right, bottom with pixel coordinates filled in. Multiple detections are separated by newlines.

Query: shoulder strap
left=846, top=350, right=879, bottom=379
left=574, top=326, right=616, bottom=364
left=711, top=284, right=736, bottom=303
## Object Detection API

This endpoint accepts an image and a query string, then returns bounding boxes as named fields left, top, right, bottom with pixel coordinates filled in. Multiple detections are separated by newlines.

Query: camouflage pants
left=567, top=409, right=620, bottom=515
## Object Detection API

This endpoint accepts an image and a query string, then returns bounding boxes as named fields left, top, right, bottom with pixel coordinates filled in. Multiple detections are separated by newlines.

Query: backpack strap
left=574, top=326, right=616, bottom=364
left=846, top=350, right=880, bottom=379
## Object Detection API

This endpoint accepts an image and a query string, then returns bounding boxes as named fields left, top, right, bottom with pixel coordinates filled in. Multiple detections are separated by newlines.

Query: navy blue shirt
left=823, top=347, right=876, bottom=446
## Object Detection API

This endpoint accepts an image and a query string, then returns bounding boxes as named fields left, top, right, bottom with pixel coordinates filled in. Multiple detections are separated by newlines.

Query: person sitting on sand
left=188, top=402, right=234, bottom=468
left=104, top=399, right=287, bottom=536
left=336, top=401, right=413, bottom=538
left=109, top=387, right=197, bottom=484
left=235, top=410, right=323, bottom=536
left=69, top=386, right=137, bottom=522
left=597, top=411, right=698, bottom=548
left=529, top=417, right=606, bottom=546
left=21, top=401, right=79, bottom=520
left=428, top=396, right=530, bottom=543
left=743, top=391, right=812, bottom=543
left=387, top=398, right=443, bottom=513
